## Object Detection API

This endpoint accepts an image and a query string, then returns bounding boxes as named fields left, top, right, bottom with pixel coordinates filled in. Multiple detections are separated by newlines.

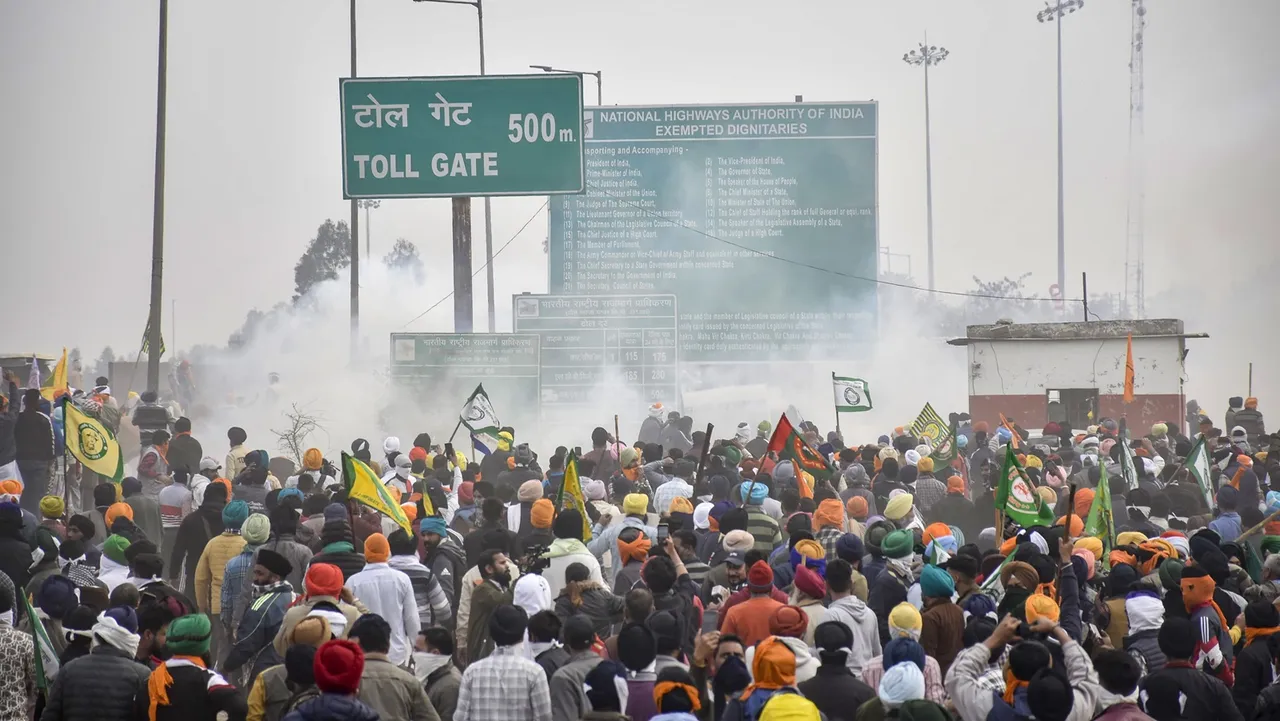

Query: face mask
left=413, top=651, right=451, bottom=682
left=713, top=655, right=751, bottom=696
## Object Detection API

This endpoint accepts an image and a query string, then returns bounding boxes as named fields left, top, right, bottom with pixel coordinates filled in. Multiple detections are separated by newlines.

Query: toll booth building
left=947, top=319, right=1206, bottom=435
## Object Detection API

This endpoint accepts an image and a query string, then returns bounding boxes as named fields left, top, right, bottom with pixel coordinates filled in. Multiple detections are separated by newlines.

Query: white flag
left=1185, top=436, right=1214, bottom=511
left=1119, top=435, right=1140, bottom=491
left=833, top=376, right=872, bottom=413
left=459, top=384, right=501, bottom=436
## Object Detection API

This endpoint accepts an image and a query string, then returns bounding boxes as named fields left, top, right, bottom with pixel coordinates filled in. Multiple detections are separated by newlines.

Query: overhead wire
left=400, top=200, right=548, bottom=328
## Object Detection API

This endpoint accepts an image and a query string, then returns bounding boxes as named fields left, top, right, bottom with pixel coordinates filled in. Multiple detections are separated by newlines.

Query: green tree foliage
left=382, top=238, right=426, bottom=284
left=293, top=219, right=352, bottom=302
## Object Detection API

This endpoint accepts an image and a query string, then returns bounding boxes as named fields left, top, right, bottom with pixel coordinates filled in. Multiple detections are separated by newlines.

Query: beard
left=491, top=570, right=512, bottom=588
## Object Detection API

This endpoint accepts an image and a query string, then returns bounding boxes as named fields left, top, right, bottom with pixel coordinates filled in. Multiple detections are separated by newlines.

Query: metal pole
left=1081, top=271, right=1088, bottom=322
left=146, top=0, right=169, bottom=396
left=923, top=35, right=936, bottom=292
left=595, top=72, right=603, bottom=105
left=453, top=198, right=474, bottom=332
left=1055, top=16, right=1066, bottom=300
left=478, top=0, right=496, bottom=333
left=349, top=0, right=360, bottom=361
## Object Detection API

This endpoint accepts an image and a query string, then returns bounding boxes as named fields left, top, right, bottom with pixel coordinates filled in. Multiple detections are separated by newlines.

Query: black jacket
left=424, top=539, right=467, bottom=615
left=0, top=514, right=32, bottom=590
left=1232, top=636, right=1274, bottom=719
left=868, top=567, right=909, bottom=645
left=152, top=663, right=248, bottom=721
left=0, top=383, right=17, bottom=466
left=1123, top=629, right=1165, bottom=674
left=553, top=583, right=626, bottom=638
left=41, top=646, right=151, bottom=721
left=478, top=451, right=513, bottom=491
left=282, top=693, right=380, bottom=721
left=309, top=550, right=366, bottom=582
left=171, top=498, right=226, bottom=591
left=1255, top=683, right=1280, bottom=721
left=534, top=645, right=571, bottom=682
left=495, top=467, right=541, bottom=494
left=1140, top=662, right=1243, bottom=721
left=166, top=434, right=203, bottom=475
left=928, top=492, right=980, bottom=540
left=14, top=408, right=55, bottom=462
left=797, top=664, right=876, bottom=721
left=463, top=520, right=518, bottom=568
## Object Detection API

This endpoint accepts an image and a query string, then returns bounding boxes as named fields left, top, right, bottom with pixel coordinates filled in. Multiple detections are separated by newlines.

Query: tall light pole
left=529, top=65, right=603, bottom=106
left=901, top=37, right=947, bottom=291
left=145, top=0, right=169, bottom=394
left=349, top=0, right=360, bottom=360
left=1038, top=0, right=1083, bottom=304
left=357, top=199, right=381, bottom=259
left=412, top=0, right=494, bottom=333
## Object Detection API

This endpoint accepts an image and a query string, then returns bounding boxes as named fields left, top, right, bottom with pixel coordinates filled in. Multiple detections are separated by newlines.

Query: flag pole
left=447, top=418, right=463, bottom=445
left=832, top=372, right=842, bottom=438
left=614, top=414, right=621, bottom=450
left=693, top=423, right=714, bottom=485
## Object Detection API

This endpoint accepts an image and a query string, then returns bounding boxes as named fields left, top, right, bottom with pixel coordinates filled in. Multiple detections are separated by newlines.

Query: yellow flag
left=557, top=454, right=592, bottom=540
left=40, top=349, right=68, bottom=402
left=64, top=403, right=123, bottom=481
left=342, top=452, right=412, bottom=535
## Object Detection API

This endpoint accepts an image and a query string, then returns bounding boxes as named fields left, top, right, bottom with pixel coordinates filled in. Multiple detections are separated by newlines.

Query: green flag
left=1184, top=436, right=1215, bottom=511
left=994, top=444, right=1055, bottom=528
left=1084, top=462, right=1116, bottom=570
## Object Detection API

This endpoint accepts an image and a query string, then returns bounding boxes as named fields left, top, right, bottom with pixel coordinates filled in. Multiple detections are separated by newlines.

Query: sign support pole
left=453, top=198, right=474, bottom=332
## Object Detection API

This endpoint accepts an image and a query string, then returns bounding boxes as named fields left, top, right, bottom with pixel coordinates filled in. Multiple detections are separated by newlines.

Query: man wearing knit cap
left=589, top=491, right=657, bottom=585
left=284, top=639, right=380, bottom=721
left=273, top=563, right=364, bottom=658
left=457, top=604, right=552, bottom=721
left=147, top=614, right=247, bottom=720
left=225, top=547, right=295, bottom=685
left=345, top=533, right=420, bottom=667
left=195, top=499, right=249, bottom=661
left=720, top=560, right=784, bottom=648
left=870, top=529, right=915, bottom=644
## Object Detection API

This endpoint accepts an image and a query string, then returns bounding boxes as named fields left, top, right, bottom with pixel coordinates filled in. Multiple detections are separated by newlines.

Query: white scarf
left=412, top=652, right=451, bottom=683
left=91, top=612, right=140, bottom=657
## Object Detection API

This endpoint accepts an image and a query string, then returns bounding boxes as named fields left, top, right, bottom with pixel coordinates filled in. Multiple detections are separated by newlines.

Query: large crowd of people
left=0, top=372, right=1277, bottom=720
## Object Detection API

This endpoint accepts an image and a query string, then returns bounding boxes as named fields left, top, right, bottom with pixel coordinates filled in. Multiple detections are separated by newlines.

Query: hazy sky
left=3, top=1, right=1277, bottom=401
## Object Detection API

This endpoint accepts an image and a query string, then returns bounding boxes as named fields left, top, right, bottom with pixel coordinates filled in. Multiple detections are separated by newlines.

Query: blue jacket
left=224, top=584, right=292, bottom=684
left=283, top=693, right=380, bottom=721
left=1209, top=512, right=1243, bottom=543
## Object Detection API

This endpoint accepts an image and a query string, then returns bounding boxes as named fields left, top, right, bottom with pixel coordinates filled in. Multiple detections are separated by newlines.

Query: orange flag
left=1123, top=334, right=1135, bottom=404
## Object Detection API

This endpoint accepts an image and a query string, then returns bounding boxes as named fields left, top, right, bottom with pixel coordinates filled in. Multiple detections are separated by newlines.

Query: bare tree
left=271, top=404, right=324, bottom=464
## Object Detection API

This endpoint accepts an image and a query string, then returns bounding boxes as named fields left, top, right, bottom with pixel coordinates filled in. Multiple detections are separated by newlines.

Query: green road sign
left=389, top=333, right=540, bottom=412
left=549, top=102, right=877, bottom=364
left=512, top=294, right=678, bottom=412
left=341, top=74, right=585, bottom=199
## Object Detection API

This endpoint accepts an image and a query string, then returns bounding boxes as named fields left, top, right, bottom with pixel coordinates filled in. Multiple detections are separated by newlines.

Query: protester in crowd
left=42, top=606, right=153, bottom=721
left=347, top=614, right=439, bottom=721
left=282, top=639, right=380, bottom=721
left=456, top=604, right=552, bottom=721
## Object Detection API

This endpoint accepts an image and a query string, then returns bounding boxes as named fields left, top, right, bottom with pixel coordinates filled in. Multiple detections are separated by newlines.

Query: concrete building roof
left=947, top=318, right=1208, bottom=346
